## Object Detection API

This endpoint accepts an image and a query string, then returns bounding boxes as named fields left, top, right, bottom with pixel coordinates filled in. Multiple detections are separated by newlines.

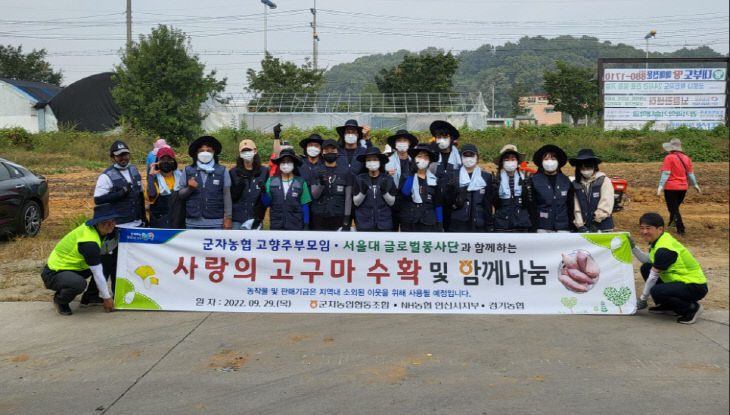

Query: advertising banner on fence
left=604, top=108, right=726, bottom=121
left=604, top=120, right=724, bottom=131
left=115, top=229, right=637, bottom=315
left=603, top=68, right=727, bottom=82
left=603, top=81, right=726, bottom=94
left=603, top=95, right=726, bottom=108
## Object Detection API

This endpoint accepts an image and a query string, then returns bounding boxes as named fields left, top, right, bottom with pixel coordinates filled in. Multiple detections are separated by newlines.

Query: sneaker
left=80, top=296, right=104, bottom=307
left=648, top=304, right=678, bottom=315
left=54, top=302, right=73, bottom=316
left=677, top=303, right=703, bottom=324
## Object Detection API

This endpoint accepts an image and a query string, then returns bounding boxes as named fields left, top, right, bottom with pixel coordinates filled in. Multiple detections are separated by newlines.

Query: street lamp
left=644, top=30, right=656, bottom=71
left=261, top=0, right=277, bottom=54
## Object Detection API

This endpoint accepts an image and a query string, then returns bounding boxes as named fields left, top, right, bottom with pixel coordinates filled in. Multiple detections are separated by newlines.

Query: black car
left=0, top=158, right=49, bottom=237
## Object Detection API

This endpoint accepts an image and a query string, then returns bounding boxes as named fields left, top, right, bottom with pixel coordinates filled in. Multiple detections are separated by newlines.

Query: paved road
left=1, top=302, right=727, bottom=415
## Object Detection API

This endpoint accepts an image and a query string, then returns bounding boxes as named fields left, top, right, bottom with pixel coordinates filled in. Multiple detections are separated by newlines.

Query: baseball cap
left=110, top=140, right=130, bottom=156
left=239, top=139, right=257, bottom=152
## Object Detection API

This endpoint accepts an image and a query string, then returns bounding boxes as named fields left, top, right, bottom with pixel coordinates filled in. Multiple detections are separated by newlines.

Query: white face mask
left=279, top=163, right=294, bottom=174
left=503, top=160, right=518, bottom=172
left=462, top=156, right=477, bottom=168
left=542, top=160, right=558, bottom=172
left=437, top=138, right=451, bottom=150
left=415, top=158, right=430, bottom=170
left=395, top=142, right=410, bottom=153
left=306, top=147, right=321, bottom=158
left=240, top=151, right=255, bottom=161
left=365, top=160, right=380, bottom=172
left=344, top=134, right=358, bottom=145
left=197, top=151, right=214, bottom=164
left=581, top=169, right=594, bottom=178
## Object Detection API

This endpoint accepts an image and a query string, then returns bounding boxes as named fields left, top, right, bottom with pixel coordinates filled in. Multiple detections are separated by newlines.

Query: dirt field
left=1, top=162, right=727, bottom=309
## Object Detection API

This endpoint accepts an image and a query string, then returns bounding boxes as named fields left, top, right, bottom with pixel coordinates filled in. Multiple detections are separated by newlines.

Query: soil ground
left=1, top=162, right=727, bottom=309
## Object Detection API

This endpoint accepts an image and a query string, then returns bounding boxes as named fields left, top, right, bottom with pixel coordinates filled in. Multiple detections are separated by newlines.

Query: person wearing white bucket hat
left=657, top=137, right=700, bottom=235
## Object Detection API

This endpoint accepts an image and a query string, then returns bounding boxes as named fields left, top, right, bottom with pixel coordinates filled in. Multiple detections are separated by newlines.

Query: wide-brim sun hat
left=188, top=135, right=222, bottom=159
left=568, top=148, right=602, bottom=166
left=356, top=146, right=389, bottom=165
left=662, top=137, right=683, bottom=152
left=86, top=203, right=121, bottom=226
left=493, top=144, right=525, bottom=166
left=429, top=120, right=460, bottom=140
left=336, top=119, right=363, bottom=138
left=386, top=129, right=418, bottom=149
left=299, top=133, right=324, bottom=150
left=271, top=148, right=303, bottom=166
left=533, top=144, right=567, bottom=168
left=408, top=143, right=438, bottom=162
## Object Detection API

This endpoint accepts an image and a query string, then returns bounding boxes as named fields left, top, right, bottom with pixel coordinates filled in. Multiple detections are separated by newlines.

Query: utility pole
left=310, top=0, right=319, bottom=70
left=491, top=84, right=495, bottom=118
left=264, top=3, right=268, bottom=54
left=126, top=0, right=132, bottom=52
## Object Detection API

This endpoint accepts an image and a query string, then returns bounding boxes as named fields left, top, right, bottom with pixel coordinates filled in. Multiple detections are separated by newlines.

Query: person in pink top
left=657, top=138, right=701, bottom=235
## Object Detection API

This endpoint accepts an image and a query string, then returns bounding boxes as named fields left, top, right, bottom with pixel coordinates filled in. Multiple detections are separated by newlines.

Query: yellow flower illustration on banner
left=135, top=265, right=160, bottom=289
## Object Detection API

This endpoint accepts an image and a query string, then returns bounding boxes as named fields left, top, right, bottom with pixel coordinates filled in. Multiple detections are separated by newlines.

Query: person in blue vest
left=526, top=144, right=572, bottom=233
left=94, top=140, right=146, bottom=228
left=569, top=148, right=614, bottom=233
left=262, top=148, right=312, bottom=230
left=385, top=130, right=417, bottom=231
left=444, top=144, right=494, bottom=232
left=336, top=119, right=372, bottom=176
left=400, top=143, right=445, bottom=232
left=41, top=204, right=120, bottom=315
left=145, top=147, right=184, bottom=228
left=179, top=135, right=233, bottom=230
left=429, top=120, right=462, bottom=177
left=230, top=139, right=269, bottom=230
left=353, top=146, right=397, bottom=232
left=630, top=212, right=707, bottom=324
left=310, top=139, right=354, bottom=231
left=491, top=144, right=532, bottom=232
left=298, top=133, right=325, bottom=186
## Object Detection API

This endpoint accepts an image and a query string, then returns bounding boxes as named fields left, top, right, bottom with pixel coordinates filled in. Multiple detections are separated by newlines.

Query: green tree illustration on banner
left=561, top=297, right=578, bottom=314
left=603, top=286, right=631, bottom=313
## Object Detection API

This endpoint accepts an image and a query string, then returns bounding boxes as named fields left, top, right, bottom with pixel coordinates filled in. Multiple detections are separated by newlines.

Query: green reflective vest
left=47, top=224, right=101, bottom=272
left=649, top=232, right=706, bottom=284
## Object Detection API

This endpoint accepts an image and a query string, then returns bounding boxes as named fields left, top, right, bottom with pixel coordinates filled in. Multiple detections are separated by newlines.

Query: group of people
left=41, top=119, right=708, bottom=323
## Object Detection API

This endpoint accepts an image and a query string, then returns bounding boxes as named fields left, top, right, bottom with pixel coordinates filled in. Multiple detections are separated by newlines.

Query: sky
left=2, top=0, right=728, bottom=95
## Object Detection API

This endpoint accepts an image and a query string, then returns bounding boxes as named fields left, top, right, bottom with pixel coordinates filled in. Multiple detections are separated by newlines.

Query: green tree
left=542, top=60, right=600, bottom=126
left=246, top=53, right=325, bottom=95
left=508, top=81, right=531, bottom=117
left=374, top=51, right=459, bottom=93
left=0, top=44, right=62, bottom=85
left=112, top=25, right=225, bottom=145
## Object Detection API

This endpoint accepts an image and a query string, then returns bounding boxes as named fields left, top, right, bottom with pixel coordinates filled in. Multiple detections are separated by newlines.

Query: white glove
left=657, top=185, right=663, bottom=196
left=240, top=219, right=254, bottom=230
left=693, top=184, right=701, bottom=193
left=336, top=227, right=343, bottom=232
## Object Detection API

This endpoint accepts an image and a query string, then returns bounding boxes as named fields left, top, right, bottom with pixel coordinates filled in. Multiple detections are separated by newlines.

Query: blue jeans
left=640, top=263, right=707, bottom=316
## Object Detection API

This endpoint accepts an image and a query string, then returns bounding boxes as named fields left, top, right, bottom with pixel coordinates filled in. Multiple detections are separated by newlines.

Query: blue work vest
left=449, top=171, right=493, bottom=231
left=269, top=175, right=306, bottom=230
left=338, top=145, right=369, bottom=176
left=230, top=167, right=269, bottom=223
left=493, top=173, right=531, bottom=231
left=399, top=176, right=438, bottom=226
left=354, top=173, right=394, bottom=231
left=311, top=163, right=350, bottom=217
left=573, top=176, right=615, bottom=231
left=102, top=165, right=142, bottom=224
left=532, top=172, right=571, bottom=231
left=184, top=164, right=226, bottom=219
left=298, top=157, right=325, bottom=185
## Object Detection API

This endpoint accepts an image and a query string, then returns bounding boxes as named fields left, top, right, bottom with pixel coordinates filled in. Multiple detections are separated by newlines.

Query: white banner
left=603, top=81, right=726, bottom=94
left=115, top=229, right=637, bottom=315
left=604, top=107, right=725, bottom=121
left=603, top=94, right=726, bottom=108
left=603, top=68, right=726, bottom=82
left=604, top=120, right=724, bottom=131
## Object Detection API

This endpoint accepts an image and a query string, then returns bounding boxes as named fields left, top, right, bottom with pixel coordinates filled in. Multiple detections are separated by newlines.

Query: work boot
left=80, top=296, right=104, bottom=307
left=54, top=301, right=73, bottom=316
left=677, top=303, right=703, bottom=324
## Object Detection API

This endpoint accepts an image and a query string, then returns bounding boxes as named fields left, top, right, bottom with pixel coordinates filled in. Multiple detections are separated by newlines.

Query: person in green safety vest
left=40, top=204, right=120, bottom=315
left=628, top=212, right=707, bottom=324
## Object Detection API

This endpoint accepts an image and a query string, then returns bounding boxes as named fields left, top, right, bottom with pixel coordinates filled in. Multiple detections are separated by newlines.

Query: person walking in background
left=657, top=138, right=700, bottom=236
left=527, top=144, right=572, bottom=233
left=569, top=148, right=614, bottom=233
left=230, top=139, right=269, bottom=230
left=146, top=147, right=184, bottom=228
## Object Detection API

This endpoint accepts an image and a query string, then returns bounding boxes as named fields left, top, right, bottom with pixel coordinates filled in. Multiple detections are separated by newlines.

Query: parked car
left=0, top=158, right=49, bottom=237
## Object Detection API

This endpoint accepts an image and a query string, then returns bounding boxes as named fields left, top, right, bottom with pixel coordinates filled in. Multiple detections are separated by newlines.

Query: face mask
left=395, top=142, right=410, bottom=153
left=113, top=163, right=128, bottom=170
left=344, top=134, right=358, bottom=145
left=542, top=160, right=559, bottom=172
left=323, top=153, right=339, bottom=163
left=581, top=169, right=594, bottom=178
left=279, top=163, right=294, bottom=174
left=306, top=147, right=321, bottom=158
left=365, top=161, right=380, bottom=172
left=197, top=151, right=214, bottom=164
left=240, top=151, right=255, bottom=161
left=462, top=157, right=477, bottom=168
left=159, top=161, right=176, bottom=173
left=503, top=160, right=518, bottom=172
left=437, top=138, right=451, bottom=150
left=415, top=158, right=430, bottom=170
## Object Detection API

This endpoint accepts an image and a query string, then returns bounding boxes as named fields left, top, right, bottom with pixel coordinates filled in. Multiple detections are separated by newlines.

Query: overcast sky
left=2, top=0, right=728, bottom=94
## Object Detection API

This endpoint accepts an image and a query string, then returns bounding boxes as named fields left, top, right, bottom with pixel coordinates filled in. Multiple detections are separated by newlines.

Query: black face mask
left=159, top=161, right=177, bottom=173
left=323, top=153, right=339, bottom=163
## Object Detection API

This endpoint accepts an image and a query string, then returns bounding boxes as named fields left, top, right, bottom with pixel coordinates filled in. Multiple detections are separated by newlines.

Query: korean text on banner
left=115, top=229, right=637, bottom=315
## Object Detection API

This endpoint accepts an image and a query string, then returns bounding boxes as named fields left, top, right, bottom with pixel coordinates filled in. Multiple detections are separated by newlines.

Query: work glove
left=273, top=123, right=282, bottom=140
left=523, top=177, right=534, bottom=205
left=453, top=188, right=467, bottom=209
left=435, top=222, right=444, bottom=232
left=318, top=171, right=328, bottom=185
left=302, top=223, right=310, bottom=230
left=241, top=219, right=255, bottom=230
left=447, top=175, right=457, bottom=193
left=588, top=222, right=599, bottom=233
left=576, top=226, right=589, bottom=233
left=119, top=182, right=133, bottom=197
left=379, top=179, right=389, bottom=195
left=693, top=184, right=701, bottom=193
left=626, top=235, right=636, bottom=249
left=360, top=179, right=372, bottom=195
left=657, top=185, right=663, bottom=196
left=636, top=299, right=648, bottom=310
left=257, top=180, right=267, bottom=193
